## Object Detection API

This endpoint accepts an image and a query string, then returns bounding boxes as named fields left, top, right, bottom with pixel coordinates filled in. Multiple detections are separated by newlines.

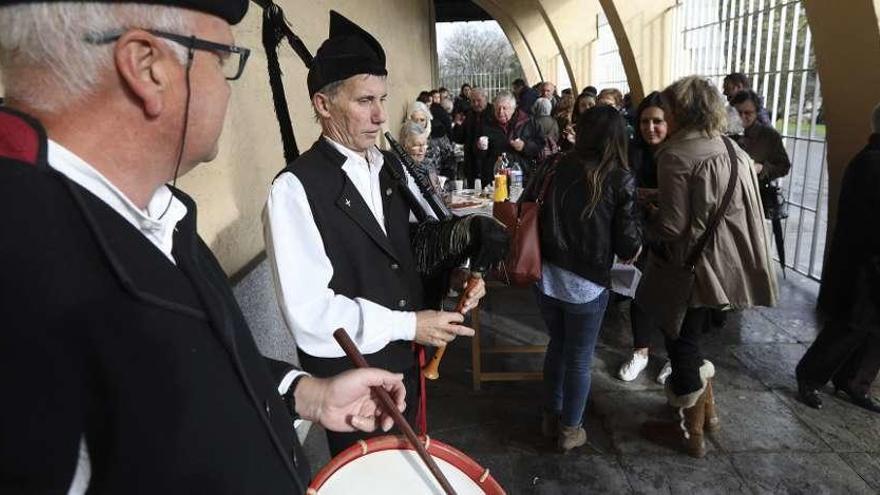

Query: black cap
left=307, top=10, right=387, bottom=98
left=0, top=0, right=249, bottom=25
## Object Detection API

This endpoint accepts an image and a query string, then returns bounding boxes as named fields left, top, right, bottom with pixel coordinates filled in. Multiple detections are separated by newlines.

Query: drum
left=306, top=435, right=506, bottom=494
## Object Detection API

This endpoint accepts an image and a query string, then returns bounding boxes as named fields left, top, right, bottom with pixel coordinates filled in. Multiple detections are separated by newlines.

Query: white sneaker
left=618, top=352, right=649, bottom=381
left=656, top=360, right=672, bottom=385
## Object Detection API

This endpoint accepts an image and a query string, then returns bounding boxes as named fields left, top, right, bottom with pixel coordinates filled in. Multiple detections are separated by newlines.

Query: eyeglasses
left=85, top=29, right=251, bottom=81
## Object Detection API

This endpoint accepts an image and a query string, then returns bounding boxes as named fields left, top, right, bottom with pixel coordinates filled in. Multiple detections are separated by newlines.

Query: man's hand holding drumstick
left=292, top=370, right=408, bottom=433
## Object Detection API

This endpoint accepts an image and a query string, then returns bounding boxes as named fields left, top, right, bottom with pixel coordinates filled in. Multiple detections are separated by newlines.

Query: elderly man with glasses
left=0, top=2, right=406, bottom=494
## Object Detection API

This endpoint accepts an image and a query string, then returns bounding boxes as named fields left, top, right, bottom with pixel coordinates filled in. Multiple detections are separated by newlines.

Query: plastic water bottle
left=508, top=161, right=524, bottom=201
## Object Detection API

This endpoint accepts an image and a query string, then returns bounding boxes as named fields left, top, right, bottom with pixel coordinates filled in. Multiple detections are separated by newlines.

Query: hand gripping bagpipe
left=253, top=0, right=508, bottom=372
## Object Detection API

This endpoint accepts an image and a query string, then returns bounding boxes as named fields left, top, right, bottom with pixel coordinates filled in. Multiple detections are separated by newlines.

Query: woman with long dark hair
left=536, top=105, right=642, bottom=451
left=618, top=91, right=670, bottom=383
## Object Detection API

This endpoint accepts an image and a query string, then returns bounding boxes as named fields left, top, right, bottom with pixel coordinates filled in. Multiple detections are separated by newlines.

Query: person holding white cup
left=478, top=90, right=544, bottom=187
left=450, top=87, right=494, bottom=188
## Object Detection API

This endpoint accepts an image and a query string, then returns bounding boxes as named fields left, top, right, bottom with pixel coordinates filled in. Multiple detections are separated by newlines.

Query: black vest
left=280, top=139, right=424, bottom=374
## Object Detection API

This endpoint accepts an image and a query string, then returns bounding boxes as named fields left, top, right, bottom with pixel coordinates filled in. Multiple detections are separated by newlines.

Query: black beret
left=307, top=10, right=387, bottom=98
left=0, top=0, right=249, bottom=25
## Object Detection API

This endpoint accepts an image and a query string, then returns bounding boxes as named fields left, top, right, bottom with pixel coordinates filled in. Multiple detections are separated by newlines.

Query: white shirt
left=263, top=136, right=435, bottom=358
left=48, top=140, right=187, bottom=264
left=47, top=141, right=305, bottom=494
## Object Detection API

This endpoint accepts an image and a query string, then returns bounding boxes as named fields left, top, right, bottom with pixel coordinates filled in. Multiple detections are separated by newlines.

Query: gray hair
left=533, top=97, right=552, bottom=117
left=399, top=120, right=428, bottom=144
left=312, top=74, right=387, bottom=121
left=470, top=87, right=487, bottom=100
left=872, top=102, right=880, bottom=133
left=440, top=96, right=453, bottom=113
left=0, top=3, right=191, bottom=113
left=494, top=90, right=516, bottom=108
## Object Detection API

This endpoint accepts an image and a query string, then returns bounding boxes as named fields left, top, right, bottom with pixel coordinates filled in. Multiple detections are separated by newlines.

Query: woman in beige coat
left=650, top=76, right=777, bottom=458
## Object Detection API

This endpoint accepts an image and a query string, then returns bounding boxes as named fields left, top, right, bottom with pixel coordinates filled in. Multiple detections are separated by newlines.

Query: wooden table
left=468, top=282, right=546, bottom=392
left=448, top=202, right=546, bottom=391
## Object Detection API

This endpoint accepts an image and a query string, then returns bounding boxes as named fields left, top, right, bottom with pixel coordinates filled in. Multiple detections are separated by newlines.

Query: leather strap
left=684, top=136, right=740, bottom=268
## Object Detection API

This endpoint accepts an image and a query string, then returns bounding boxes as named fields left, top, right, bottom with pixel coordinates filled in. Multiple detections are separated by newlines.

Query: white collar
left=322, top=135, right=384, bottom=169
left=46, top=140, right=187, bottom=264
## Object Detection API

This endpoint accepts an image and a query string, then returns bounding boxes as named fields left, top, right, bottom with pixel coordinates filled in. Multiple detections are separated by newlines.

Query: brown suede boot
left=666, top=360, right=715, bottom=459
left=679, top=390, right=708, bottom=458
left=704, top=379, right=720, bottom=433
left=558, top=424, right=587, bottom=453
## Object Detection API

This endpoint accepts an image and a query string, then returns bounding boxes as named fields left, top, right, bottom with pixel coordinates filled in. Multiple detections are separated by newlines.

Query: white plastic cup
left=453, top=179, right=464, bottom=191
left=477, top=136, right=489, bottom=150
left=474, top=179, right=482, bottom=192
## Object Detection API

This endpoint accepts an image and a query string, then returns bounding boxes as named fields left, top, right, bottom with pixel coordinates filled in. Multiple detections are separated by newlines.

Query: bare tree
left=439, top=23, right=522, bottom=76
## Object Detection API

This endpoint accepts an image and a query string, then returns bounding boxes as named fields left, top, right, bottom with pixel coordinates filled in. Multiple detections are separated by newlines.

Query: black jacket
left=537, top=152, right=642, bottom=287
left=0, top=108, right=309, bottom=494
left=430, top=102, right=453, bottom=139
left=818, top=133, right=880, bottom=321
left=451, top=105, right=493, bottom=185
left=628, top=141, right=659, bottom=189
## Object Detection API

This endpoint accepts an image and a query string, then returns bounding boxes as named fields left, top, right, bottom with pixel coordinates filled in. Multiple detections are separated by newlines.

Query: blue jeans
left=536, top=289, right=610, bottom=428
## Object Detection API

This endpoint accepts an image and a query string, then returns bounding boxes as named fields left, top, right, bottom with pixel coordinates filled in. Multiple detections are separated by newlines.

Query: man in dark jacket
left=481, top=90, right=544, bottom=185
left=0, top=2, right=405, bottom=494
left=451, top=86, right=493, bottom=187
left=430, top=89, right=453, bottom=139
left=796, top=103, right=880, bottom=413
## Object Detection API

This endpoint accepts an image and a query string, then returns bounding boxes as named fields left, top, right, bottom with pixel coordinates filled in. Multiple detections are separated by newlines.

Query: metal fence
left=438, top=71, right=523, bottom=100
left=671, top=0, right=827, bottom=281
left=595, top=12, right=630, bottom=94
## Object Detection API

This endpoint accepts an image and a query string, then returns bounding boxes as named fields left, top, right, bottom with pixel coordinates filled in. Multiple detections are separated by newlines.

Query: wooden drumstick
left=422, top=272, right=483, bottom=380
left=332, top=329, right=457, bottom=495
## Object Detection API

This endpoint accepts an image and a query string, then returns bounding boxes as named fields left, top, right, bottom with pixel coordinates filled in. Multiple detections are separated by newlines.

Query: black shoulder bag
left=635, top=137, right=740, bottom=339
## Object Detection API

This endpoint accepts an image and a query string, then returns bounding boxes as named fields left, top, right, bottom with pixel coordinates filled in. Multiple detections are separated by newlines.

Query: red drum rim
left=307, top=434, right=505, bottom=495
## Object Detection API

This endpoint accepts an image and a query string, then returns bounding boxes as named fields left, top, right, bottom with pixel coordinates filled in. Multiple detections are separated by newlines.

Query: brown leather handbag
left=493, top=161, right=557, bottom=287
left=635, top=137, right=740, bottom=339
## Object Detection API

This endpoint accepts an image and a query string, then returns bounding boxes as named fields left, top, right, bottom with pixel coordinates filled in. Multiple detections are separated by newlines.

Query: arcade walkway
left=235, top=263, right=880, bottom=494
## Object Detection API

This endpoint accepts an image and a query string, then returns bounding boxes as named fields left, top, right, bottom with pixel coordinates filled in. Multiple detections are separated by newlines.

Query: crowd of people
left=429, top=71, right=878, bottom=458
left=0, top=0, right=877, bottom=493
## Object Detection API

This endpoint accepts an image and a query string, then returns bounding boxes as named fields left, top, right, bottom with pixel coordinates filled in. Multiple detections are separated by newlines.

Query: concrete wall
left=178, top=0, right=436, bottom=274
left=802, top=0, right=880, bottom=240
left=600, top=0, right=677, bottom=100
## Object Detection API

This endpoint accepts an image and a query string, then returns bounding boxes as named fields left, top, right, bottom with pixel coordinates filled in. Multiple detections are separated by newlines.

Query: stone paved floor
left=237, top=264, right=880, bottom=494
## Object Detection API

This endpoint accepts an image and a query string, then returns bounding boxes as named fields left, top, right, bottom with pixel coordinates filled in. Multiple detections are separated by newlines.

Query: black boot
left=834, top=382, right=880, bottom=413
left=797, top=380, right=823, bottom=409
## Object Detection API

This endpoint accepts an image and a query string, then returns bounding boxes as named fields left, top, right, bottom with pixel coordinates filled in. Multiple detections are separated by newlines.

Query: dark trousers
left=298, top=351, right=420, bottom=457
left=630, top=299, right=655, bottom=349
left=796, top=319, right=880, bottom=396
left=665, top=308, right=711, bottom=396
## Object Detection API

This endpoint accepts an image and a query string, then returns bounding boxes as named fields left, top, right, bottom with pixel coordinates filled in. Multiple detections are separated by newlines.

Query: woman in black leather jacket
left=535, top=105, right=642, bottom=452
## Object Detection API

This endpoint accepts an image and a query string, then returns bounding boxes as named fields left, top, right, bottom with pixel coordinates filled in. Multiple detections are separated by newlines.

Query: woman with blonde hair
left=642, top=76, right=776, bottom=457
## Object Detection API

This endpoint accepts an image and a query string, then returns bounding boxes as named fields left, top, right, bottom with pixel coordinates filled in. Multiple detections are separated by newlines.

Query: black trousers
left=665, top=308, right=711, bottom=396
left=796, top=318, right=880, bottom=396
left=630, top=299, right=655, bottom=349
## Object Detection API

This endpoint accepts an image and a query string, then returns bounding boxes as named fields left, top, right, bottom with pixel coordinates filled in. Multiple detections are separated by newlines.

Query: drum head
left=308, top=435, right=505, bottom=495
